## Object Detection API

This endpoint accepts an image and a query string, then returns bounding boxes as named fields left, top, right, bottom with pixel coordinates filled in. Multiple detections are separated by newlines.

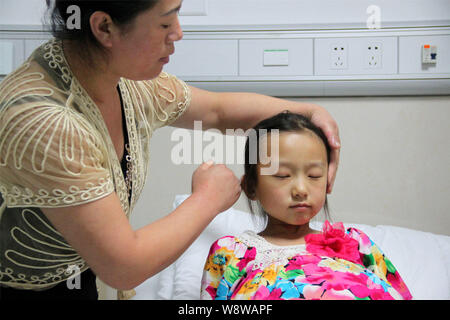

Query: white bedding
left=132, top=194, right=450, bottom=300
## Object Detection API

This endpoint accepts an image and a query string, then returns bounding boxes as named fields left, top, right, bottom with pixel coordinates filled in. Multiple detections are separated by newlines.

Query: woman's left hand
left=309, top=105, right=341, bottom=194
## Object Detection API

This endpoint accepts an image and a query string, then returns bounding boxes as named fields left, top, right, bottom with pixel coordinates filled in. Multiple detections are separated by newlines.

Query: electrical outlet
left=366, top=43, right=382, bottom=69
left=330, top=43, right=348, bottom=69
left=315, top=37, right=396, bottom=76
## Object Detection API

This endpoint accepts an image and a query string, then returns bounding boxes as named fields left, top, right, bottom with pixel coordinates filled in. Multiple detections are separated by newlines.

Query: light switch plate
left=263, top=50, right=289, bottom=66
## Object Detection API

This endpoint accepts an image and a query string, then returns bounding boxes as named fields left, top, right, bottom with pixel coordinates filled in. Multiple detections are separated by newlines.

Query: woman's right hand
left=191, top=161, right=241, bottom=215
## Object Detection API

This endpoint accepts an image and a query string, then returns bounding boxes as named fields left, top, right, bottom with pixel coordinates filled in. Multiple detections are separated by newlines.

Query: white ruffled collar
left=236, top=230, right=308, bottom=271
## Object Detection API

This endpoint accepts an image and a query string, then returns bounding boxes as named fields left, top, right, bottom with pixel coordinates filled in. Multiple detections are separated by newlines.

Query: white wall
left=0, top=0, right=48, bottom=26
left=1, top=0, right=449, bottom=28
left=180, top=0, right=450, bottom=28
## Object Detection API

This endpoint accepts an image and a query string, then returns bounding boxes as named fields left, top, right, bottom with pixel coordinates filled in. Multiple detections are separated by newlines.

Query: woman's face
left=254, top=131, right=328, bottom=226
left=109, top=0, right=184, bottom=80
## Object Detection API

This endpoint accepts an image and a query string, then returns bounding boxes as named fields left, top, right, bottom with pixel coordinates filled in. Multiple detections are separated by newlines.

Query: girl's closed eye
left=274, top=174, right=290, bottom=179
left=308, top=171, right=324, bottom=179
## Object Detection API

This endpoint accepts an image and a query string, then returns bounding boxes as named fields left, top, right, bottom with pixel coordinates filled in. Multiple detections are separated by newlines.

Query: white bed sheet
left=132, top=194, right=450, bottom=300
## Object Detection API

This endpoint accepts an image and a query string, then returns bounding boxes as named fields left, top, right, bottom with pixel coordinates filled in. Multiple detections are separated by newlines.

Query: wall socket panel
left=315, top=37, right=397, bottom=75
left=366, top=43, right=382, bottom=69
left=330, top=43, right=348, bottom=69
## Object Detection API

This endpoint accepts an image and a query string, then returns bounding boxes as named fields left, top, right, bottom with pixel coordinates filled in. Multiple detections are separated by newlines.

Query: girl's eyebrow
left=305, top=161, right=326, bottom=168
left=278, top=161, right=325, bottom=168
left=161, top=2, right=183, bottom=17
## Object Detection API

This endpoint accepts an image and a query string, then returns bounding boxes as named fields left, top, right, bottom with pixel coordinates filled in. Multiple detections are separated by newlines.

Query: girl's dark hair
left=242, top=111, right=332, bottom=224
left=45, top=0, right=158, bottom=59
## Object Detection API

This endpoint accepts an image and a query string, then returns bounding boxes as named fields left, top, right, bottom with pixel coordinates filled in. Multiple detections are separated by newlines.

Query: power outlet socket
left=330, top=43, right=348, bottom=69
left=366, top=43, right=382, bottom=69
left=315, top=37, right=396, bottom=75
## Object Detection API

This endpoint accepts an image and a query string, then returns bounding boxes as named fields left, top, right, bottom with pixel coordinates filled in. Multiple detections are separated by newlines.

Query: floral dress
left=200, top=221, right=412, bottom=300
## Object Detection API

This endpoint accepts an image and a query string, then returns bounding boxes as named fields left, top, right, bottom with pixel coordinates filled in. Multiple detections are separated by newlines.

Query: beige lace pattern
left=237, top=231, right=308, bottom=271
left=0, top=39, right=191, bottom=290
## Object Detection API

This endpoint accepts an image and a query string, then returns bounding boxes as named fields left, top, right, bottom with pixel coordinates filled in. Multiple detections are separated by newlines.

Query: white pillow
left=134, top=194, right=450, bottom=300
left=171, top=194, right=265, bottom=299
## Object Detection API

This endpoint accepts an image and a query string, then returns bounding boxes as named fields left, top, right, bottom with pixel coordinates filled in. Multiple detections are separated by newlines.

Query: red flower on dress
left=305, top=221, right=362, bottom=264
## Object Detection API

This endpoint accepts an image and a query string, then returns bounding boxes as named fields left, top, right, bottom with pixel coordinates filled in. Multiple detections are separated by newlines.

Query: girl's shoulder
left=345, top=225, right=376, bottom=251
left=210, top=232, right=254, bottom=250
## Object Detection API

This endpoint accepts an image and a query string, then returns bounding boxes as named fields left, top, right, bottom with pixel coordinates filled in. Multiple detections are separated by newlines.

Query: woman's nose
left=167, top=18, right=183, bottom=43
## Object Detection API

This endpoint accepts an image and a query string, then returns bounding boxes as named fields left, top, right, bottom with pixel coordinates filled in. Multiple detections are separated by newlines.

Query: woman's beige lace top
left=0, top=39, right=191, bottom=290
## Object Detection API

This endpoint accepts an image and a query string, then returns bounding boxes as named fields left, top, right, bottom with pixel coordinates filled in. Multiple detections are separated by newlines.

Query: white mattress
left=132, top=194, right=450, bottom=300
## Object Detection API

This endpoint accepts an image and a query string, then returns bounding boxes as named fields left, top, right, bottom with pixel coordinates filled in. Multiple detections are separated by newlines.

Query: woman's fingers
left=323, top=122, right=340, bottom=194
left=202, top=160, right=214, bottom=169
left=310, top=106, right=341, bottom=194
left=327, top=145, right=340, bottom=194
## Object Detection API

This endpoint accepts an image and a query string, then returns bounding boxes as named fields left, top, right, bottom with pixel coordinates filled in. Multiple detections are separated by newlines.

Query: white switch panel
left=239, top=39, right=313, bottom=76
left=263, top=50, right=289, bottom=66
left=0, top=41, right=14, bottom=75
left=179, top=0, right=207, bottom=16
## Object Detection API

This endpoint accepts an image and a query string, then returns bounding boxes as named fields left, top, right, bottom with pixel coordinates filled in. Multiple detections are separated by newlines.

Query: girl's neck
left=259, top=219, right=319, bottom=246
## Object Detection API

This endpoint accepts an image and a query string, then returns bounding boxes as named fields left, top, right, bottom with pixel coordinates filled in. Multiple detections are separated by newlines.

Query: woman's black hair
left=45, top=0, right=159, bottom=60
left=242, top=110, right=332, bottom=224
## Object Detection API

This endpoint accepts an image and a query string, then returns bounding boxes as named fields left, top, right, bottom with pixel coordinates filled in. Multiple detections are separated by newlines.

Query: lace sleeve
left=128, top=72, right=191, bottom=132
left=0, top=103, right=114, bottom=208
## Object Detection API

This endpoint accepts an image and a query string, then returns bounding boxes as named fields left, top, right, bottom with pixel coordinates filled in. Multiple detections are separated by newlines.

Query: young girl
left=200, top=111, right=412, bottom=300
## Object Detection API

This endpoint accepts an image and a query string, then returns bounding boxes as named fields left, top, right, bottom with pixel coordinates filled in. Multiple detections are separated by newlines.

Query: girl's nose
left=292, top=180, right=308, bottom=199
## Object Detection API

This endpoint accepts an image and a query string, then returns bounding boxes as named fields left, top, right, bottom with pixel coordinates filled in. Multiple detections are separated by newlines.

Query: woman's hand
left=309, top=105, right=341, bottom=194
left=191, top=161, right=241, bottom=214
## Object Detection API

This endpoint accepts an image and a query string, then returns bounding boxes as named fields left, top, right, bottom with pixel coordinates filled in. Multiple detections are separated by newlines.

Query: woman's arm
left=171, top=86, right=341, bottom=193
left=41, top=192, right=213, bottom=290
left=41, top=162, right=241, bottom=290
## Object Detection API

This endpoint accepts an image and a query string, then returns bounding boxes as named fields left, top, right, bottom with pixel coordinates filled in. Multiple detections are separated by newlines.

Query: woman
left=0, top=0, right=340, bottom=300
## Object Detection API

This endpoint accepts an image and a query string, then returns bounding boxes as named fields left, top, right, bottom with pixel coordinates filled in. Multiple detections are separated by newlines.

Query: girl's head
left=46, top=0, right=183, bottom=79
left=242, top=111, right=331, bottom=226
